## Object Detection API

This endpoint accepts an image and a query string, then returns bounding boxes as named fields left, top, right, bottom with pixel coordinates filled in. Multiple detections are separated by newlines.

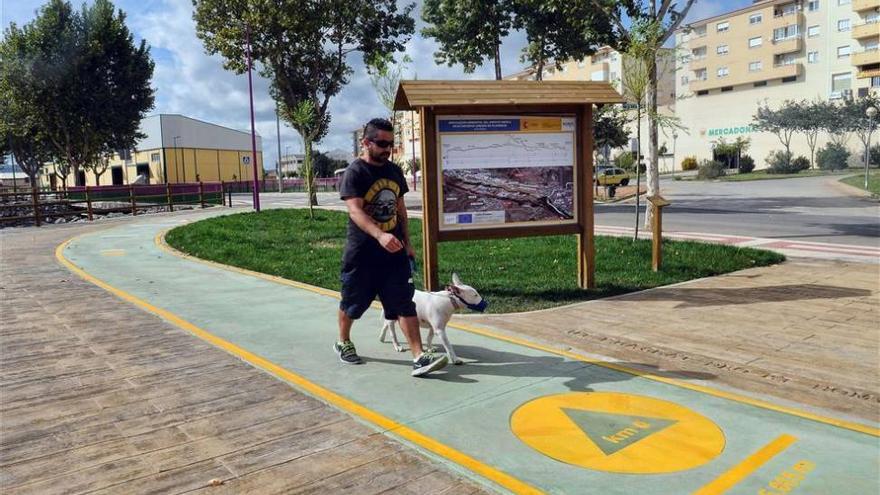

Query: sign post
left=395, top=81, right=623, bottom=291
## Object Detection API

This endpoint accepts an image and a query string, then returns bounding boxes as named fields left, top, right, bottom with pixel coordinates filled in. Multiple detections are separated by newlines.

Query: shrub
left=697, top=160, right=726, bottom=180
left=615, top=152, right=635, bottom=171
left=738, top=154, right=755, bottom=174
left=766, top=151, right=809, bottom=174
left=869, top=144, right=880, bottom=168
left=816, top=143, right=850, bottom=171
left=681, top=156, right=698, bottom=171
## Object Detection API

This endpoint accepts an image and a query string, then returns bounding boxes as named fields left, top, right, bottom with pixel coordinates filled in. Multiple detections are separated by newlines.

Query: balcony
left=853, top=0, right=880, bottom=12
left=771, top=11, right=804, bottom=31
left=688, top=62, right=802, bottom=92
left=769, top=62, right=804, bottom=80
left=853, top=48, right=880, bottom=67
left=771, top=36, right=803, bottom=55
left=852, top=22, right=880, bottom=40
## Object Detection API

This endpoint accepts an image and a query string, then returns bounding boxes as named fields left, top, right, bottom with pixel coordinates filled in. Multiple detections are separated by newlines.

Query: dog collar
left=450, top=293, right=488, bottom=313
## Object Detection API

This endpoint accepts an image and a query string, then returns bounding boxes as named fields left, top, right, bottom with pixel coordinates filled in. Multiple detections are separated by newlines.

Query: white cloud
left=6, top=0, right=747, bottom=169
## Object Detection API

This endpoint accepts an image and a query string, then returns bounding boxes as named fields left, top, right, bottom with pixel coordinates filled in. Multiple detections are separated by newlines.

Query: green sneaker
left=412, top=352, right=448, bottom=377
left=333, top=340, right=363, bottom=364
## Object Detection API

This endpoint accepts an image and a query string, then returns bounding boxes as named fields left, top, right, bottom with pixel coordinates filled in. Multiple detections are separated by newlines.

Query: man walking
left=334, top=118, right=448, bottom=377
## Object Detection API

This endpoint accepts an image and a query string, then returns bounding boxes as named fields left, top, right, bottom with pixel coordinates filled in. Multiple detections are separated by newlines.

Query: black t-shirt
left=339, top=158, right=409, bottom=266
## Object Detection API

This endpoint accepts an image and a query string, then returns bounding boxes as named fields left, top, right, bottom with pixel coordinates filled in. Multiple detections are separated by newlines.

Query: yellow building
left=41, top=114, right=263, bottom=188
left=674, top=0, right=879, bottom=165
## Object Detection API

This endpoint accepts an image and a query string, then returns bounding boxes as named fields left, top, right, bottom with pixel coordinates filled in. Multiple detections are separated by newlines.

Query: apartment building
left=675, top=0, right=879, bottom=166
left=505, top=47, right=677, bottom=167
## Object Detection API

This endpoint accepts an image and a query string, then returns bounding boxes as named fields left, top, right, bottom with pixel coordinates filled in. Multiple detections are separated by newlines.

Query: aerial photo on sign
left=437, top=116, right=577, bottom=230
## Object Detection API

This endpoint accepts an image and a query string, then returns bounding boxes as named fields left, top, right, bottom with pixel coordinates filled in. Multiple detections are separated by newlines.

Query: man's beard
left=369, top=149, right=391, bottom=162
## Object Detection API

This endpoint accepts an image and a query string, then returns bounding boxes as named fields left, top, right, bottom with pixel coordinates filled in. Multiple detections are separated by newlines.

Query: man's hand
left=378, top=232, right=404, bottom=253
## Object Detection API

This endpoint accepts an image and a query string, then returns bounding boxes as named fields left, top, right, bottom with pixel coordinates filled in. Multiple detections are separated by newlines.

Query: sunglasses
left=369, top=139, right=394, bottom=149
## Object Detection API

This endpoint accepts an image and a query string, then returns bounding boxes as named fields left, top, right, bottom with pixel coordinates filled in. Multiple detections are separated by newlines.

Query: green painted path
left=60, top=215, right=880, bottom=495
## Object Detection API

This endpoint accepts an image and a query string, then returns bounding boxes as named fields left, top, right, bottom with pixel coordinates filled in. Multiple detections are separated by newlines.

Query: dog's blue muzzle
left=467, top=299, right=488, bottom=313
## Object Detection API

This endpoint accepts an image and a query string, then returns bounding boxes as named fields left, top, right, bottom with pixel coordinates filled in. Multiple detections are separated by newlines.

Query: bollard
left=647, top=195, right=671, bottom=272
left=85, top=186, right=93, bottom=221
left=129, top=185, right=137, bottom=216
left=166, top=183, right=174, bottom=212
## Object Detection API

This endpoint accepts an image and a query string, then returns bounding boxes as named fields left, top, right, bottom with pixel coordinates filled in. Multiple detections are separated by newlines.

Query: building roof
left=393, top=80, right=624, bottom=111
left=679, top=0, right=785, bottom=31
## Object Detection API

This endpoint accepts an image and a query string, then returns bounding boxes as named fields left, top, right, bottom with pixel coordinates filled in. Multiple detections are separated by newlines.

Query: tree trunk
left=644, top=58, right=659, bottom=231
left=494, top=42, right=502, bottom=80
left=634, top=102, right=642, bottom=242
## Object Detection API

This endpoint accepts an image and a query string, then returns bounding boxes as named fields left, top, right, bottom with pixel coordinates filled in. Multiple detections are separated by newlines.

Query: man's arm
left=344, top=197, right=403, bottom=253
left=397, top=196, right=415, bottom=258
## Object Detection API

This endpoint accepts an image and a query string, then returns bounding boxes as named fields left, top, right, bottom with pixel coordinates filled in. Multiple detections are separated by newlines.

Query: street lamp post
left=867, top=106, right=878, bottom=190
left=245, top=24, right=261, bottom=212
left=172, top=136, right=181, bottom=183
left=672, top=131, right=678, bottom=178
left=275, top=101, right=283, bottom=193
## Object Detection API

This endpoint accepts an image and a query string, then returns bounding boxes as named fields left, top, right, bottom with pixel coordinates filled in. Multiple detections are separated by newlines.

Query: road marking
left=154, top=228, right=879, bottom=438
left=510, top=392, right=725, bottom=473
left=56, top=236, right=543, bottom=495
left=100, top=249, right=126, bottom=256
left=694, top=434, right=798, bottom=495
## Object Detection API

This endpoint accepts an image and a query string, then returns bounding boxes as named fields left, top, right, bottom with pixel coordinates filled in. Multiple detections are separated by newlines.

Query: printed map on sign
left=437, top=116, right=576, bottom=230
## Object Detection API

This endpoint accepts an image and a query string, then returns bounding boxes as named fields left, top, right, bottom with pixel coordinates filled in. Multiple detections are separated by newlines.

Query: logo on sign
left=242, top=156, right=251, bottom=165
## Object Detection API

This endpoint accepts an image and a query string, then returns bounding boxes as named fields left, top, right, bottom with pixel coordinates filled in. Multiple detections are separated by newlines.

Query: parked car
left=595, top=167, right=630, bottom=186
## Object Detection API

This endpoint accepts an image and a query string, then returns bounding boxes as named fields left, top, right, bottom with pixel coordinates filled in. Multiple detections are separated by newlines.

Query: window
left=808, top=51, right=819, bottom=63
left=867, top=40, right=880, bottom=51
left=749, top=13, right=763, bottom=24
left=150, top=152, right=160, bottom=162
left=716, top=21, right=730, bottom=32
left=807, top=25, right=820, bottom=37
left=717, top=66, right=729, bottom=78
left=749, top=37, right=762, bottom=48
left=695, top=69, right=708, bottom=80
left=697, top=90, right=709, bottom=96
left=610, top=71, right=618, bottom=80
left=808, top=0, right=819, bottom=11
left=776, top=53, right=797, bottom=65
left=754, top=81, right=768, bottom=87
left=774, top=24, right=800, bottom=41
left=681, top=75, right=689, bottom=85
left=837, top=45, right=851, bottom=58
left=692, top=47, right=707, bottom=59
left=717, top=44, right=729, bottom=55
left=872, top=76, right=880, bottom=88
left=838, top=19, right=850, bottom=31
left=782, top=76, right=797, bottom=83
left=721, top=86, right=733, bottom=92
left=831, top=73, right=852, bottom=96
left=749, top=61, right=763, bottom=71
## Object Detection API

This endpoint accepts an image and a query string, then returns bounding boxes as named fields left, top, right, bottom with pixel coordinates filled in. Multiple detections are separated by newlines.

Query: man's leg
left=338, top=309, right=354, bottom=343
left=397, top=315, right=423, bottom=359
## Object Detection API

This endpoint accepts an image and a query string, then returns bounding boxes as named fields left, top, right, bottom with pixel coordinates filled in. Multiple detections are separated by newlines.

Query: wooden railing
left=0, top=182, right=227, bottom=227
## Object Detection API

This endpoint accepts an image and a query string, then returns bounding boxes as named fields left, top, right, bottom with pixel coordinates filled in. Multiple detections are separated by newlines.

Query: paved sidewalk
left=0, top=219, right=487, bottom=495
left=464, top=259, right=880, bottom=422
left=35, top=211, right=880, bottom=493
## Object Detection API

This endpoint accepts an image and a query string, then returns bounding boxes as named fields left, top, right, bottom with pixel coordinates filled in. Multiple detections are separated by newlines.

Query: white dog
left=379, top=273, right=487, bottom=365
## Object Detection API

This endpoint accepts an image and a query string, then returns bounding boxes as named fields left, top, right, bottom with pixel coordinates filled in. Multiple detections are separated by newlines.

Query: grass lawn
left=165, top=209, right=785, bottom=313
left=720, top=168, right=858, bottom=182
left=840, top=171, right=880, bottom=197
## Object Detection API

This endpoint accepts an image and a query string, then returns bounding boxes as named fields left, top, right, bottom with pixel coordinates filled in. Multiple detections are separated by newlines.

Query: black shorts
left=339, top=257, right=416, bottom=320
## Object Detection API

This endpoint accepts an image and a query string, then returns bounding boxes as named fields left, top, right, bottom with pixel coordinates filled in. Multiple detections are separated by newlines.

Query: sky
left=2, top=0, right=751, bottom=170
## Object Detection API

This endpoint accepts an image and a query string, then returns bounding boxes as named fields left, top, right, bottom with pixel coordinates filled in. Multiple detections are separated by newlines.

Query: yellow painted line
left=154, top=228, right=880, bottom=438
left=693, top=434, right=798, bottom=495
left=56, top=237, right=541, bottom=495
left=100, top=249, right=126, bottom=257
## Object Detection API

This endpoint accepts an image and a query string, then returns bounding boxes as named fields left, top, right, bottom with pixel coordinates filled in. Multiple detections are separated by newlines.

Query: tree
left=752, top=100, right=799, bottom=161
left=791, top=99, right=828, bottom=169
left=194, top=0, right=414, bottom=210
left=369, top=54, right=411, bottom=163
left=842, top=94, right=880, bottom=186
left=619, top=35, right=650, bottom=241
left=593, top=0, right=696, bottom=230
left=593, top=104, right=629, bottom=167
left=312, top=151, right=346, bottom=178
left=292, top=100, right=319, bottom=217
left=0, top=0, right=153, bottom=189
left=421, top=0, right=515, bottom=80
left=513, top=0, right=617, bottom=80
